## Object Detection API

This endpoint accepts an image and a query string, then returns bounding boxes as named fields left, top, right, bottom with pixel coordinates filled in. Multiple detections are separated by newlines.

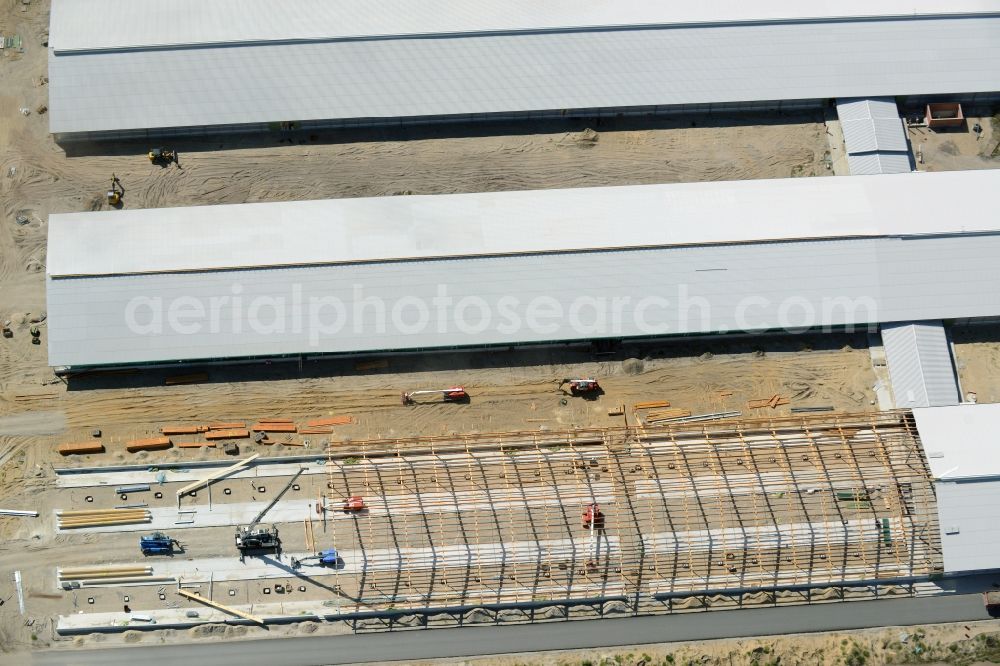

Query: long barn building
left=48, top=0, right=1000, bottom=141
left=45, top=170, right=1000, bottom=371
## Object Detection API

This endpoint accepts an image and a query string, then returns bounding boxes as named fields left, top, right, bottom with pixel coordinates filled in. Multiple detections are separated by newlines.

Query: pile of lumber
left=58, top=565, right=174, bottom=586
left=299, top=415, right=352, bottom=434
left=60, top=565, right=149, bottom=581
left=252, top=419, right=297, bottom=433
left=645, top=408, right=692, bottom=423
left=58, top=441, right=105, bottom=456
left=634, top=401, right=670, bottom=410
left=205, top=428, right=251, bottom=440
left=748, top=394, right=790, bottom=409
left=126, top=436, right=172, bottom=453
left=57, top=508, right=151, bottom=529
left=161, top=425, right=209, bottom=435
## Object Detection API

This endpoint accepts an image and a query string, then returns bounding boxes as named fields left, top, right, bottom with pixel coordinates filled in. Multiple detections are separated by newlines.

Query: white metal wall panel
left=46, top=234, right=1000, bottom=368
left=882, top=321, right=961, bottom=408
left=936, top=480, right=1000, bottom=575
left=45, top=170, right=1000, bottom=278
left=49, top=16, right=1000, bottom=136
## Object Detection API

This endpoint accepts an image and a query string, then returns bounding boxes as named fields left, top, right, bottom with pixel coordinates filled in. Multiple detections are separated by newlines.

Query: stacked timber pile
left=645, top=408, right=692, bottom=423
left=57, top=565, right=173, bottom=586
left=205, top=428, right=251, bottom=440
left=57, top=508, right=151, bottom=529
left=126, top=436, right=172, bottom=453
left=252, top=419, right=297, bottom=433
left=58, top=442, right=105, bottom=456
left=299, top=415, right=352, bottom=435
left=748, top=394, right=790, bottom=409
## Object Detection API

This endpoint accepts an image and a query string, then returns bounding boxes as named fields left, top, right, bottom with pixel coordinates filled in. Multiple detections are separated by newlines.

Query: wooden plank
left=161, top=425, right=208, bottom=435
left=57, top=509, right=150, bottom=517
left=251, top=423, right=297, bottom=433
left=634, top=401, right=670, bottom=409
left=257, top=418, right=294, bottom=424
left=207, top=422, right=245, bottom=430
left=305, top=416, right=353, bottom=427
left=58, top=442, right=105, bottom=456
left=646, top=408, right=691, bottom=419
left=298, top=428, right=334, bottom=435
left=176, top=454, right=260, bottom=497
left=204, top=429, right=251, bottom=440
left=176, top=589, right=265, bottom=625
left=748, top=396, right=790, bottom=409
left=125, top=437, right=172, bottom=453
left=177, top=442, right=206, bottom=449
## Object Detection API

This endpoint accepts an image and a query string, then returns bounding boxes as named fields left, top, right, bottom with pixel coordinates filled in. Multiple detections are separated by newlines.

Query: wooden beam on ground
left=125, top=437, right=172, bottom=453
left=58, top=442, right=105, bottom=456
left=204, top=429, right=250, bottom=440
left=177, top=589, right=265, bottom=625
left=161, top=425, right=208, bottom=435
left=176, top=454, right=260, bottom=498
left=305, top=416, right=352, bottom=427
left=304, top=514, right=316, bottom=553
left=207, top=422, right=245, bottom=430
left=251, top=423, right=297, bottom=433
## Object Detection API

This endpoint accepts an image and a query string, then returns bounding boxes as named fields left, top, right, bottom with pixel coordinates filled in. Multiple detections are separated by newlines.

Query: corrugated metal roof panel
left=49, top=16, right=1000, bottom=135
left=50, top=0, right=1000, bottom=52
left=45, top=234, right=1000, bottom=367
left=936, top=480, right=1000, bottom=575
left=846, top=152, right=912, bottom=175
left=837, top=97, right=910, bottom=155
left=882, top=321, right=961, bottom=408
left=45, top=171, right=999, bottom=278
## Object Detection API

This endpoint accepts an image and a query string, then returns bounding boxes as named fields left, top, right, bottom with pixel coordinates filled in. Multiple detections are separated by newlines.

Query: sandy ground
left=386, top=621, right=1000, bottom=666
left=952, top=324, right=1000, bottom=405
left=908, top=111, right=1000, bottom=172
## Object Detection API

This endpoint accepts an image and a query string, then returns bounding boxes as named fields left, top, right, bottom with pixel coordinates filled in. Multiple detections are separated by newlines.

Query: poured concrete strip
left=90, top=536, right=621, bottom=584
left=55, top=484, right=615, bottom=534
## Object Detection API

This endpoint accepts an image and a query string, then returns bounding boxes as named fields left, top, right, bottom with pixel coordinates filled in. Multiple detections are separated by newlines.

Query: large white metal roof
left=936, top=480, right=1000, bottom=575
left=914, top=404, right=1000, bottom=481
left=46, top=233, right=1000, bottom=368
left=49, top=0, right=1000, bottom=52
left=46, top=170, right=1000, bottom=278
left=48, top=10, right=1000, bottom=136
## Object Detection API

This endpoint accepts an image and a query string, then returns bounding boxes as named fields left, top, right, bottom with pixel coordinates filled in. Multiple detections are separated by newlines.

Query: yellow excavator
left=106, top=174, right=124, bottom=207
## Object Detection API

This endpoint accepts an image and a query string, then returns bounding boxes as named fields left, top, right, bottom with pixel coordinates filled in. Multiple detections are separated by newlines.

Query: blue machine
left=291, top=548, right=339, bottom=569
left=139, top=532, right=174, bottom=556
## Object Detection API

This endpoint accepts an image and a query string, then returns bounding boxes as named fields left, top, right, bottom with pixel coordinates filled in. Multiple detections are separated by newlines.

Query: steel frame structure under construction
left=317, top=412, right=941, bottom=617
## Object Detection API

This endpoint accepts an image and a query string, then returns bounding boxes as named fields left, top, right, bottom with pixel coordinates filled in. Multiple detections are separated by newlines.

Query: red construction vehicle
left=342, top=496, right=366, bottom=513
left=402, top=386, right=468, bottom=405
left=582, top=503, right=605, bottom=530
left=560, top=378, right=600, bottom=395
